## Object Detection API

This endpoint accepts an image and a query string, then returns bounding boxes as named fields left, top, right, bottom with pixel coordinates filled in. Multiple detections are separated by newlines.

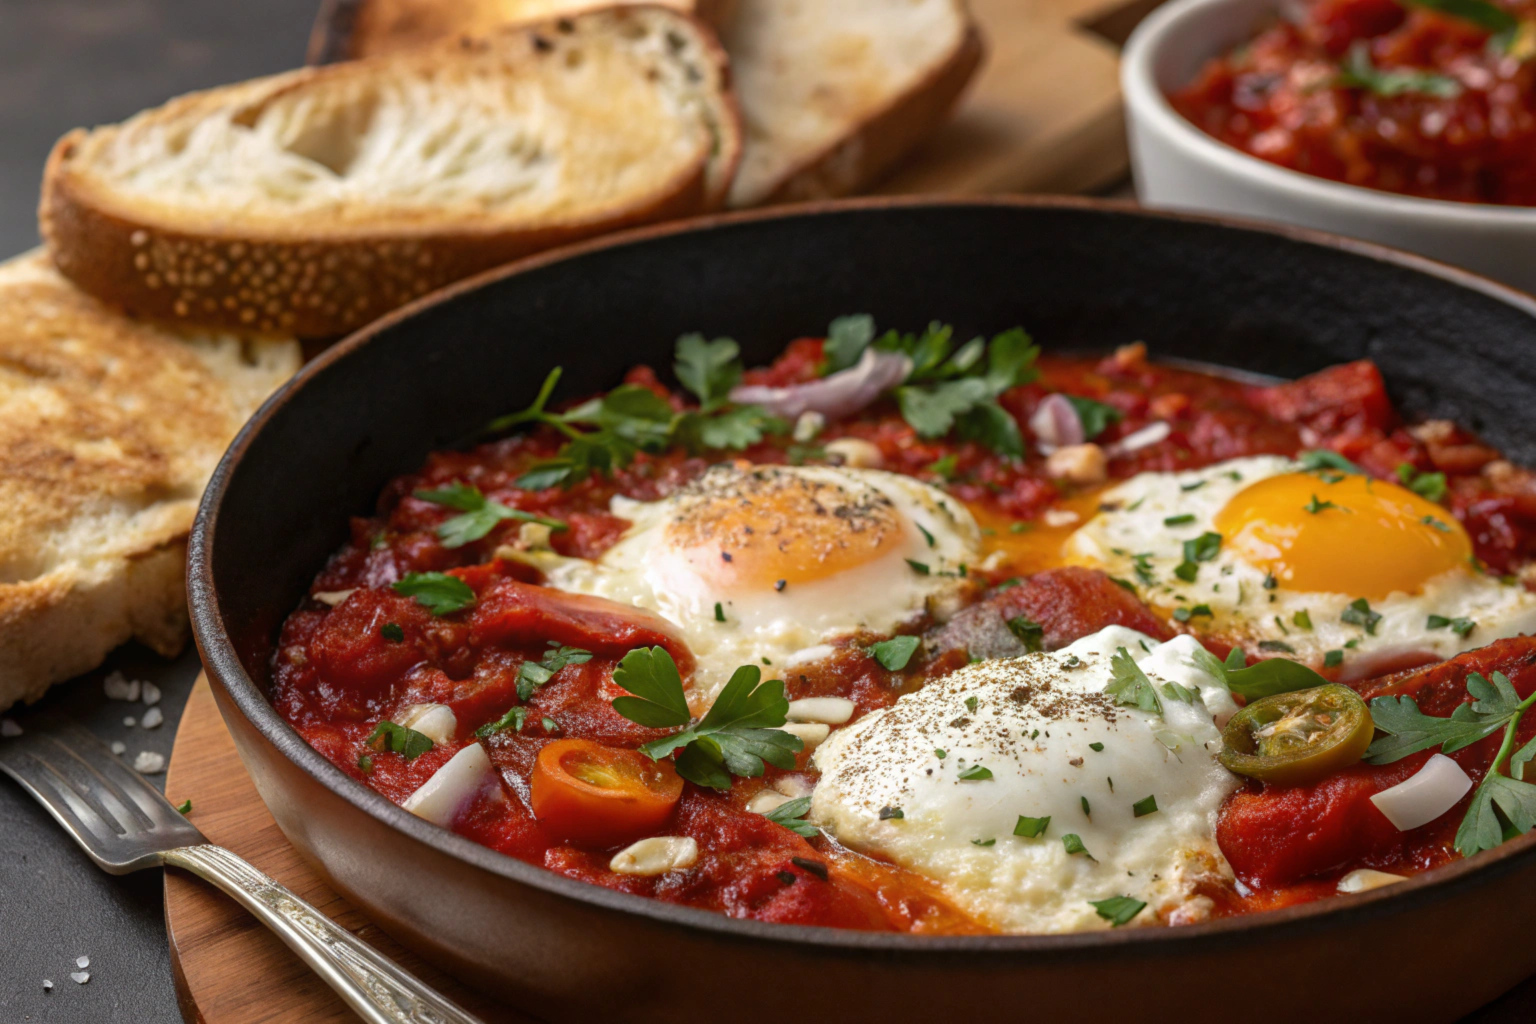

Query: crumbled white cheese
left=142, top=681, right=162, bottom=706
left=75, top=956, right=89, bottom=969
left=70, top=971, right=89, bottom=985
left=103, top=671, right=140, bottom=702
left=123, top=716, right=136, bottom=728
left=132, top=751, right=166, bottom=774
left=110, top=741, right=126, bottom=756
left=141, top=707, right=164, bottom=729
left=0, top=718, right=21, bottom=738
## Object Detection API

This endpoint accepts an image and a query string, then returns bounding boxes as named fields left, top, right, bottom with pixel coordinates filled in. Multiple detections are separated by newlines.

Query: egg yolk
left=664, top=468, right=905, bottom=590
left=1212, top=472, right=1470, bottom=599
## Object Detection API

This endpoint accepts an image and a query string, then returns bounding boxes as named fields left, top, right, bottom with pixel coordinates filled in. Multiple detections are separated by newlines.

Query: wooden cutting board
left=163, top=677, right=529, bottom=1024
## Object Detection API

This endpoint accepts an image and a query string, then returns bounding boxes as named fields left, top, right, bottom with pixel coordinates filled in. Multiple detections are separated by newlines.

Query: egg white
left=1065, top=456, right=1536, bottom=674
left=810, top=626, right=1242, bottom=933
left=521, top=464, right=981, bottom=702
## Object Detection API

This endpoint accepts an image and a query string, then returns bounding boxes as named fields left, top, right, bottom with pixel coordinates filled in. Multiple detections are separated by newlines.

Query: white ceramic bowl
left=1122, top=0, right=1536, bottom=295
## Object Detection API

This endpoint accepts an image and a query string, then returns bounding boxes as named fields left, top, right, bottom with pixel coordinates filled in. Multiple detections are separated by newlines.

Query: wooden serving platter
left=163, top=678, right=530, bottom=1024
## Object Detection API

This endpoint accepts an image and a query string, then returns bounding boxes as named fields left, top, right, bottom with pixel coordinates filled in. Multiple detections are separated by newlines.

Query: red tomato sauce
left=270, top=338, right=1536, bottom=933
left=1170, top=0, right=1536, bottom=206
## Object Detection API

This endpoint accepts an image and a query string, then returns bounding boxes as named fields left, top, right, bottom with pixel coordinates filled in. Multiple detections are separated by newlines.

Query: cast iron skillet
left=190, top=197, right=1536, bottom=1024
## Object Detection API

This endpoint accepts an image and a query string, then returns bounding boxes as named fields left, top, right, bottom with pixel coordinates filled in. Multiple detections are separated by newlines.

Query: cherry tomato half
left=1218, top=683, right=1373, bottom=787
left=529, top=738, right=683, bottom=846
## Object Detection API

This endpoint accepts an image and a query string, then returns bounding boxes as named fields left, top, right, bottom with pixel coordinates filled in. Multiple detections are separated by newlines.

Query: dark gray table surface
left=3, top=2, right=1536, bottom=1022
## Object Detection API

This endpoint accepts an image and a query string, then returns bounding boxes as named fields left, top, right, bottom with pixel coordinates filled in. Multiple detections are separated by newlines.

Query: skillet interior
left=191, top=197, right=1536, bottom=1022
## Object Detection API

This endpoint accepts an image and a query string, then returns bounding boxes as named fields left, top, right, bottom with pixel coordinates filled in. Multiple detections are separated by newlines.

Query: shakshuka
left=271, top=318, right=1536, bottom=933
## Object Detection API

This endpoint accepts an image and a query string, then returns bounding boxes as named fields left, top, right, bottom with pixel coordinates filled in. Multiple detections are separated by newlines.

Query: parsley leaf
left=366, top=720, right=434, bottom=760
left=1298, top=450, right=1364, bottom=475
left=392, top=572, right=475, bottom=616
left=415, top=482, right=567, bottom=548
left=1062, top=833, right=1092, bottom=857
left=1366, top=671, right=1525, bottom=763
left=1427, top=614, right=1476, bottom=637
left=1014, top=814, right=1051, bottom=838
left=517, top=641, right=593, bottom=701
left=1189, top=645, right=1330, bottom=701
left=1337, top=41, right=1463, bottom=98
left=868, top=634, right=921, bottom=671
left=823, top=314, right=876, bottom=374
left=1105, top=647, right=1163, bottom=715
left=1089, top=895, right=1147, bottom=926
left=612, top=647, right=803, bottom=790
left=674, top=334, right=742, bottom=411
left=1397, top=463, right=1450, bottom=502
left=1304, top=494, right=1347, bottom=514
left=1006, top=616, right=1045, bottom=653
left=1065, top=396, right=1123, bottom=441
left=1132, top=795, right=1159, bottom=817
left=763, top=796, right=818, bottom=838
left=1342, top=597, right=1382, bottom=635
left=476, top=706, right=529, bottom=738
left=884, top=324, right=1038, bottom=456
left=958, top=764, right=994, bottom=781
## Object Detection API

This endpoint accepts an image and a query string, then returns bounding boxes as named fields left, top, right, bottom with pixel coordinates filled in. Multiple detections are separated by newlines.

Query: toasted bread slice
left=310, top=0, right=739, bottom=63
left=41, top=7, right=740, bottom=338
left=0, top=252, right=299, bottom=712
left=723, top=0, right=983, bottom=207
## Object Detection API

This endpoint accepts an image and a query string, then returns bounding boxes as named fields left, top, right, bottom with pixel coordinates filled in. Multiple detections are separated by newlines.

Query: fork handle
left=163, top=844, right=483, bottom=1024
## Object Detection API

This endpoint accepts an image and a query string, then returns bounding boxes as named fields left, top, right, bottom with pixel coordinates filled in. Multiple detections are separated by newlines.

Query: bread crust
left=41, top=9, right=740, bottom=339
left=751, top=20, right=985, bottom=206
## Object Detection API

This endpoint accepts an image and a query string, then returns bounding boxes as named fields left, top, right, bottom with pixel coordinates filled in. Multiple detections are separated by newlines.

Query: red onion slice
left=1029, top=394, right=1084, bottom=452
left=728, top=349, right=911, bottom=421
left=1369, top=753, right=1472, bottom=831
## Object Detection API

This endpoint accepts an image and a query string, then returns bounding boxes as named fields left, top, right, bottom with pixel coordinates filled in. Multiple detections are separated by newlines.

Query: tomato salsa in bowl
left=1123, top=0, right=1536, bottom=293
left=189, top=198, right=1536, bottom=1022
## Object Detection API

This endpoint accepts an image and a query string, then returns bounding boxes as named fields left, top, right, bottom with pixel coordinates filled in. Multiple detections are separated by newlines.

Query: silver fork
left=0, top=719, right=483, bottom=1024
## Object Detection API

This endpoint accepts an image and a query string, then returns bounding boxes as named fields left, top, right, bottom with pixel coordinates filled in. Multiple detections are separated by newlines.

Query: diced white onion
left=823, top=437, right=884, bottom=469
left=728, top=349, right=911, bottom=421
left=313, top=588, right=357, bottom=607
left=746, top=790, right=793, bottom=814
left=1029, top=394, right=1084, bottom=452
left=1104, top=421, right=1171, bottom=457
left=402, top=743, right=495, bottom=827
left=792, top=410, right=825, bottom=442
left=609, top=836, right=698, bottom=876
left=396, top=703, right=458, bottom=746
left=785, top=644, right=837, bottom=668
left=773, top=775, right=815, bottom=799
left=1042, top=509, right=1080, bottom=528
left=781, top=722, right=831, bottom=749
left=1337, top=868, right=1407, bottom=894
left=1369, top=754, right=1473, bottom=831
left=786, top=697, right=856, bottom=725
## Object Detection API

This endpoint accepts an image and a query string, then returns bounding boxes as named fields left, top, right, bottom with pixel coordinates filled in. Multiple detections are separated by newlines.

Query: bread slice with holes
left=309, top=0, right=739, bottom=63
left=723, top=0, right=983, bottom=207
left=41, top=6, right=740, bottom=338
left=0, top=251, right=300, bottom=712
left=307, top=0, right=982, bottom=209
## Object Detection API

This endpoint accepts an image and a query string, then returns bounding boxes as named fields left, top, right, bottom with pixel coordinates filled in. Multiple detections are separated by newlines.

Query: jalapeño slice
left=1218, top=684, right=1373, bottom=786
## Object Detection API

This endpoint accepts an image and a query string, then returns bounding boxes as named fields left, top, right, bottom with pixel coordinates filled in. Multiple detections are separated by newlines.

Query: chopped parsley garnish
left=880, top=323, right=1040, bottom=457
left=541, top=717, right=560, bottom=733
left=928, top=454, right=960, bottom=481
left=357, top=754, right=374, bottom=773
left=1062, top=833, right=1091, bottom=857
left=1132, top=795, right=1159, bottom=817
left=1397, top=463, right=1450, bottom=502
left=392, top=572, right=475, bottom=616
left=1174, top=532, right=1222, bottom=583
left=175, top=799, right=192, bottom=815
left=1131, top=553, right=1157, bottom=587
left=1324, top=650, right=1345, bottom=668
left=1106, top=647, right=1163, bottom=715
left=958, top=764, right=994, bottom=781
left=868, top=635, right=921, bottom=671
left=715, top=602, right=726, bottom=622
left=365, top=720, right=434, bottom=760
left=1081, top=796, right=1092, bottom=817
left=1427, top=614, right=1476, bottom=637
left=493, top=337, right=787, bottom=489
left=1299, top=450, right=1364, bottom=475
left=1009, top=521, right=1032, bottom=534
left=1173, top=561, right=1199, bottom=583
left=414, top=482, right=567, bottom=548
left=791, top=857, right=829, bottom=881
left=1089, top=895, right=1147, bottom=926
left=1014, top=815, right=1051, bottom=838
left=1163, top=514, right=1196, bottom=527
left=906, top=559, right=931, bottom=575
left=965, top=696, right=980, bottom=713
left=1293, top=610, right=1313, bottom=630
left=822, top=314, right=877, bottom=374
left=1089, top=742, right=1105, bottom=752
left=1423, top=515, right=1452, bottom=533
left=916, top=522, right=937, bottom=547
left=380, top=622, right=405, bottom=642
left=879, top=805, right=905, bottom=820
left=1258, top=640, right=1297, bottom=654
left=935, top=748, right=947, bottom=759
left=1337, top=41, right=1463, bottom=98
left=765, top=797, right=818, bottom=838
left=1342, top=597, right=1382, bottom=635
left=1006, top=616, right=1045, bottom=653
left=518, top=641, right=593, bottom=700
left=1366, top=670, right=1536, bottom=857
left=1264, top=573, right=1278, bottom=590
left=972, top=838, right=996, bottom=847
left=1180, top=480, right=1207, bottom=492
left=476, top=705, right=529, bottom=738
left=1304, top=494, right=1346, bottom=514
left=1064, top=395, right=1123, bottom=441
left=609, top=646, right=802, bottom=790
left=1172, top=604, right=1212, bottom=623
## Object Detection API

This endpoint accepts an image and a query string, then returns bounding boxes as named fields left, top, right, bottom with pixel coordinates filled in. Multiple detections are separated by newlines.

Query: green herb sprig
left=414, top=482, right=567, bottom=548
left=1337, top=41, right=1463, bottom=98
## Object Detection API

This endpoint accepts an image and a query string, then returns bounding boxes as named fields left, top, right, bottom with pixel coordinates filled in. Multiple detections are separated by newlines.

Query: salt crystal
left=141, top=707, right=164, bottom=729
left=42, top=979, right=53, bottom=992
left=103, top=670, right=140, bottom=702
left=70, top=971, right=89, bottom=985
left=142, top=681, right=162, bottom=706
left=123, top=716, right=136, bottom=728
left=133, top=751, right=166, bottom=774
left=76, top=955, right=89, bottom=969
left=0, top=718, right=21, bottom=738
left=110, top=741, right=126, bottom=755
